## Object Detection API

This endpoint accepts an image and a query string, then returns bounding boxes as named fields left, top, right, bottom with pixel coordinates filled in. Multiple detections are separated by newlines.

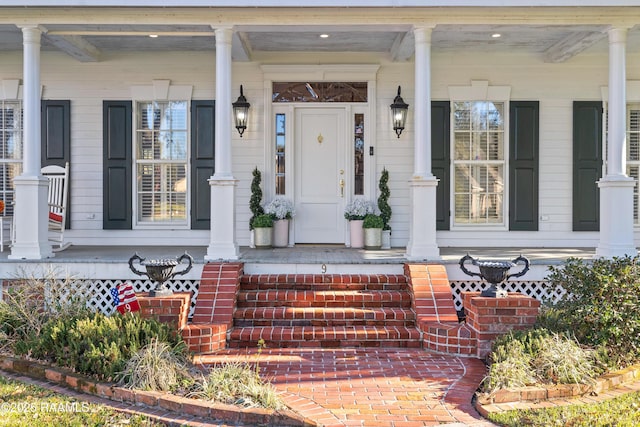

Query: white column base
left=205, top=177, right=239, bottom=261
left=9, top=175, right=53, bottom=260
left=595, top=176, right=638, bottom=259
left=405, top=176, right=441, bottom=261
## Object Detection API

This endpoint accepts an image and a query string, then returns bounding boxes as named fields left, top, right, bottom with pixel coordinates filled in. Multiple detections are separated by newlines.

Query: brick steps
left=230, top=273, right=420, bottom=349
left=234, top=306, right=415, bottom=327
left=236, top=289, right=411, bottom=308
left=228, top=325, right=422, bottom=348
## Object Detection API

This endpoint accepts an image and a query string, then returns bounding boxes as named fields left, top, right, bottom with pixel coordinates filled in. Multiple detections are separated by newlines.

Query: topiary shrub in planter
left=252, top=214, right=273, bottom=249
left=377, top=168, right=392, bottom=249
left=249, top=167, right=264, bottom=231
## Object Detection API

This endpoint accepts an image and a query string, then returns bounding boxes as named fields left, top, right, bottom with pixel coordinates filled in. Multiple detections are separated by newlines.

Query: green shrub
left=546, top=256, right=640, bottom=365
left=249, top=167, right=264, bottom=230
left=252, top=213, right=273, bottom=228
left=362, top=213, right=383, bottom=229
left=532, top=334, right=597, bottom=384
left=377, top=168, right=392, bottom=231
left=116, top=338, right=193, bottom=392
left=23, top=312, right=186, bottom=381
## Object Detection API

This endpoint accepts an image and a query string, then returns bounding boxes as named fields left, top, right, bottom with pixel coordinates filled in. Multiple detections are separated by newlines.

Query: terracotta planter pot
left=273, top=219, right=289, bottom=247
left=349, top=220, right=364, bottom=248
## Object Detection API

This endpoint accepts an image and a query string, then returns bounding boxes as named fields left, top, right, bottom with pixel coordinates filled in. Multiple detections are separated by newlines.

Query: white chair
left=42, top=162, right=71, bottom=251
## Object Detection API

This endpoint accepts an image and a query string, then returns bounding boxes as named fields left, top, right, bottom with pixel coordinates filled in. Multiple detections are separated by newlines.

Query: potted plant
left=344, top=198, right=376, bottom=248
left=378, top=168, right=392, bottom=249
left=252, top=214, right=273, bottom=248
left=363, top=213, right=383, bottom=250
left=249, top=167, right=265, bottom=248
left=265, top=196, right=295, bottom=247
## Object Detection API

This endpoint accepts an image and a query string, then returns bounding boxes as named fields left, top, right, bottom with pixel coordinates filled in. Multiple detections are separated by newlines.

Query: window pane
left=354, top=114, right=364, bottom=195
left=0, top=101, right=22, bottom=217
left=273, top=82, right=368, bottom=103
left=136, top=101, right=188, bottom=225
left=452, top=100, right=505, bottom=226
left=275, top=113, right=286, bottom=195
left=628, top=107, right=640, bottom=162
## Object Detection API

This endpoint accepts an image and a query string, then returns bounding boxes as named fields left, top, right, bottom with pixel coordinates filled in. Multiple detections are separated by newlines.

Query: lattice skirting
left=450, top=281, right=566, bottom=311
left=45, top=279, right=200, bottom=319
left=3, top=278, right=565, bottom=320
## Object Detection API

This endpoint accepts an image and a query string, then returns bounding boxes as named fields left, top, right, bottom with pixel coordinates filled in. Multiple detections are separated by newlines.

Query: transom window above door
left=273, top=82, right=367, bottom=103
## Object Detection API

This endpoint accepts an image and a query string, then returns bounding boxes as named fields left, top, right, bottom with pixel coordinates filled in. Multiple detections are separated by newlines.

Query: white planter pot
left=381, top=229, right=391, bottom=249
left=273, top=219, right=289, bottom=247
left=250, top=229, right=256, bottom=248
left=349, top=220, right=364, bottom=248
left=364, top=227, right=382, bottom=250
left=254, top=227, right=272, bottom=248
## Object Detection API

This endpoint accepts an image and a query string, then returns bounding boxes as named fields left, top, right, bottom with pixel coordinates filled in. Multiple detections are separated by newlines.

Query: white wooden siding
left=1, top=48, right=639, bottom=247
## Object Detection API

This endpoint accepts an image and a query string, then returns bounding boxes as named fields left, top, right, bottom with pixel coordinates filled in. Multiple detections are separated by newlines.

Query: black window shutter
left=103, top=101, right=132, bottom=230
left=509, top=101, right=539, bottom=231
left=190, top=100, right=215, bottom=230
left=572, top=101, right=602, bottom=231
left=41, top=100, right=71, bottom=228
left=432, top=101, right=450, bottom=230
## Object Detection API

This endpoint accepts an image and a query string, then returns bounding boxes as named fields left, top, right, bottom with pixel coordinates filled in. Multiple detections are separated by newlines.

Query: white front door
left=294, top=107, right=346, bottom=243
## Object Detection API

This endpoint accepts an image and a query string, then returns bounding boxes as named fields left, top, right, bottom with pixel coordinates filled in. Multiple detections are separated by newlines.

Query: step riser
left=234, top=319, right=415, bottom=327
left=228, top=340, right=422, bottom=349
left=240, top=283, right=407, bottom=291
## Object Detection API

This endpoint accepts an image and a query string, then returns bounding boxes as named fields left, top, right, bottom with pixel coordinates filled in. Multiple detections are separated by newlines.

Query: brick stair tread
left=240, top=274, right=407, bottom=285
left=233, top=306, right=416, bottom=327
left=239, top=282, right=407, bottom=291
left=228, top=325, right=422, bottom=348
left=237, top=290, right=411, bottom=307
left=234, top=306, right=415, bottom=319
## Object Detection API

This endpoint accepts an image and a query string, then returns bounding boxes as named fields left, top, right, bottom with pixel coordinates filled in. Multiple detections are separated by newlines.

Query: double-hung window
left=0, top=100, right=22, bottom=217
left=452, top=101, right=505, bottom=226
left=626, top=103, right=640, bottom=224
left=135, top=101, right=188, bottom=226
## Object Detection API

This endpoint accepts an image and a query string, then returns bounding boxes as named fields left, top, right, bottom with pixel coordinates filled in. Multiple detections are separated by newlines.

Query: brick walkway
left=195, top=348, right=496, bottom=427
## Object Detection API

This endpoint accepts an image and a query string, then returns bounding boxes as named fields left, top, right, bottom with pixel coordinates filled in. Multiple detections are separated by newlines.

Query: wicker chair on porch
left=42, top=162, right=70, bottom=251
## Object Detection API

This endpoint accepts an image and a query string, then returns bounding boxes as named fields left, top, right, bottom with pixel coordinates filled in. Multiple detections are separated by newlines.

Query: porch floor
left=0, top=245, right=596, bottom=265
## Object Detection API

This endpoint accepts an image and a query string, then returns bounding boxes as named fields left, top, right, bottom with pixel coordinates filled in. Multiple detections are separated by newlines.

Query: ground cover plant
left=0, top=374, right=163, bottom=427
left=482, top=256, right=640, bottom=394
left=0, top=275, right=286, bottom=413
left=487, top=389, right=640, bottom=427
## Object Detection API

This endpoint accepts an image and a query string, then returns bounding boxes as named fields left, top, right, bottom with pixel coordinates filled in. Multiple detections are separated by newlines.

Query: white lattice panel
left=51, top=279, right=200, bottom=319
left=450, top=280, right=564, bottom=311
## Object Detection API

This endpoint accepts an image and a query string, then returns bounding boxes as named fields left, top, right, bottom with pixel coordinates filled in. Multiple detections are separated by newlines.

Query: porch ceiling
left=0, top=22, right=638, bottom=63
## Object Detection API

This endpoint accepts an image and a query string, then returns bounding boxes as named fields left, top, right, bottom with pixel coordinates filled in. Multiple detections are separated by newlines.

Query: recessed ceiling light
left=491, top=33, right=501, bottom=38
left=149, top=34, right=159, bottom=38
left=320, top=34, right=329, bottom=39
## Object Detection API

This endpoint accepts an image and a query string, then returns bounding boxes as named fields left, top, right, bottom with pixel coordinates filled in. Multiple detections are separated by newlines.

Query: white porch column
left=596, top=26, right=637, bottom=258
left=205, top=27, right=239, bottom=261
left=9, top=26, right=52, bottom=260
left=406, top=26, right=440, bottom=261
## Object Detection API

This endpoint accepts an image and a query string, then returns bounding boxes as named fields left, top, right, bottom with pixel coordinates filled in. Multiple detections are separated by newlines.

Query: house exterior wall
left=1, top=40, right=639, bottom=248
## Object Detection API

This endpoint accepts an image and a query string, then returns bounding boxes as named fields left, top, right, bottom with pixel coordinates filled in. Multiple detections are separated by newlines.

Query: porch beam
left=390, top=30, right=414, bottom=62
left=232, top=31, right=251, bottom=62
left=42, top=33, right=102, bottom=62
left=543, top=31, right=606, bottom=63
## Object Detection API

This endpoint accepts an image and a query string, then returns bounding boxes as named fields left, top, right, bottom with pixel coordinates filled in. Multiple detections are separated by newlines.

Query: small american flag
left=110, top=282, right=140, bottom=314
